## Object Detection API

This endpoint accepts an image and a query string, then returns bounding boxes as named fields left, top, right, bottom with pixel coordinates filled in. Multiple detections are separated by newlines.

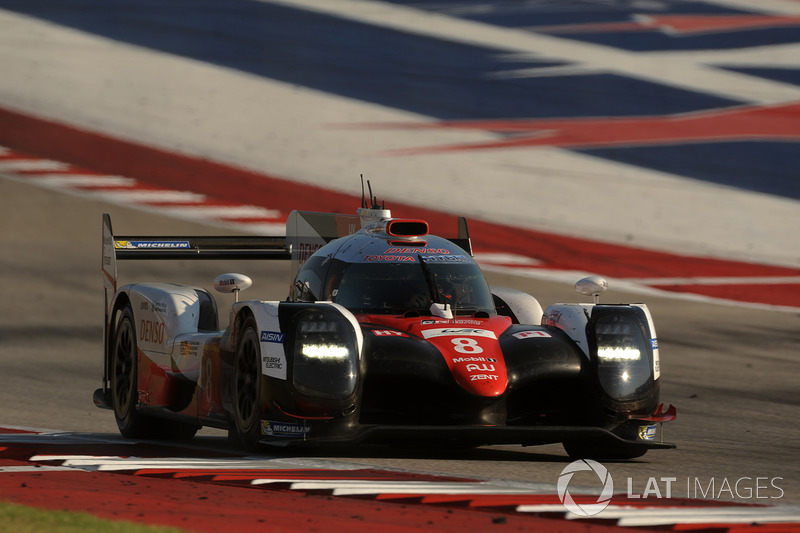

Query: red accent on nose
left=431, top=339, right=507, bottom=396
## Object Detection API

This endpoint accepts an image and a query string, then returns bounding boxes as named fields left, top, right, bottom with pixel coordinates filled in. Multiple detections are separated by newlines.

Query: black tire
left=111, top=304, right=157, bottom=438
left=563, top=440, right=648, bottom=460
left=111, top=304, right=200, bottom=441
left=232, top=318, right=263, bottom=451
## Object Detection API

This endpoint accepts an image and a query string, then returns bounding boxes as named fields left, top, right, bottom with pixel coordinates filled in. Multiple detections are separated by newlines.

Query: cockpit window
left=328, top=260, right=495, bottom=315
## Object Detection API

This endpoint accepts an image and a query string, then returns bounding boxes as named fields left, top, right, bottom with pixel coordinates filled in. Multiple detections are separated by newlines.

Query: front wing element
left=254, top=423, right=676, bottom=451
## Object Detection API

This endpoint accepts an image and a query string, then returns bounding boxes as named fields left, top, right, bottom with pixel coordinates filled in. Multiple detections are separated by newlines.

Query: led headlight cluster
left=292, top=309, right=358, bottom=399
left=592, top=312, right=653, bottom=402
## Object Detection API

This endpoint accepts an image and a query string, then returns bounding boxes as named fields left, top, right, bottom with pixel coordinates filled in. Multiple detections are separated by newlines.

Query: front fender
left=230, top=300, right=363, bottom=382
left=227, top=301, right=363, bottom=418
left=544, top=303, right=661, bottom=415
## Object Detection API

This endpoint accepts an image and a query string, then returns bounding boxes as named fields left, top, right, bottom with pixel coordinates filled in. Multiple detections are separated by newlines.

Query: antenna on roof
left=362, top=177, right=383, bottom=209
left=361, top=174, right=367, bottom=208
left=367, top=179, right=375, bottom=207
left=356, top=175, right=391, bottom=226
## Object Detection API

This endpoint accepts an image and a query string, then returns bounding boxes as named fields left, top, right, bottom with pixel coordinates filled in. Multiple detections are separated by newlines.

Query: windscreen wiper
left=417, top=254, right=453, bottom=319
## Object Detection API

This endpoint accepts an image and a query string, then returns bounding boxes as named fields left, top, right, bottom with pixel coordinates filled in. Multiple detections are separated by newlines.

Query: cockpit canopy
left=291, top=232, right=495, bottom=316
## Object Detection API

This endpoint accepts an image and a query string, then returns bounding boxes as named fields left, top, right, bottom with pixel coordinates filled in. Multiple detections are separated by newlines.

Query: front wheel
left=231, top=318, right=263, bottom=451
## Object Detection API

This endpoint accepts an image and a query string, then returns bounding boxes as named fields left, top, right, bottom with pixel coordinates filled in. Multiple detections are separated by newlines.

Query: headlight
left=293, top=309, right=358, bottom=399
left=597, top=346, right=641, bottom=361
left=300, top=344, right=350, bottom=360
left=297, top=319, right=352, bottom=360
left=592, top=312, right=653, bottom=402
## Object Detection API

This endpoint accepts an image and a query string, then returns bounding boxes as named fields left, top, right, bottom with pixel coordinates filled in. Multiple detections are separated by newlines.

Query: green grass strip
left=0, top=501, right=186, bottom=533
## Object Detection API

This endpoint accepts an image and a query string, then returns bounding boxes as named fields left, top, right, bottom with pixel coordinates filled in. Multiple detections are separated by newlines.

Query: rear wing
left=102, top=213, right=290, bottom=292
left=102, top=209, right=472, bottom=292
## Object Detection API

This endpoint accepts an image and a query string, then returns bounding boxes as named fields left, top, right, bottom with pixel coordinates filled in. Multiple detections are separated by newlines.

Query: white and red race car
left=94, top=187, right=675, bottom=458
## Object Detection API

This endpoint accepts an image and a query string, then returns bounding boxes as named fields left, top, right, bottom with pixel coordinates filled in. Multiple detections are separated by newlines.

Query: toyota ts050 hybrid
left=94, top=188, right=675, bottom=459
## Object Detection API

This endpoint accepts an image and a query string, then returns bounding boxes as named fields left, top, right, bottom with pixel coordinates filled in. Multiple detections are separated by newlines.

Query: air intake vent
left=387, top=220, right=428, bottom=237
left=389, top=240, right=427, bottom=247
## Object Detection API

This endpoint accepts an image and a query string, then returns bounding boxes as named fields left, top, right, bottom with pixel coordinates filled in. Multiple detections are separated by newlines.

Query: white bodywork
left=116, top=283, right=219, bottom=386
left=119, top=279, right=365, bottom=386
left=491, top=286, right=544, bottom=325
left=124, top=283, right=208, bottom=355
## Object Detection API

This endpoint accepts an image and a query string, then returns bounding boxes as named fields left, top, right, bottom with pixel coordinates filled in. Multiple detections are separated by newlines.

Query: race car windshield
left=330, top=260, right=495, bottom=316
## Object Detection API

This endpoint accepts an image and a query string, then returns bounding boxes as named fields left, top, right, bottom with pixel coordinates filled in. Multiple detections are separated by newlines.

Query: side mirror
left=214, top=273, right=253, bottom=302
left=575, top=276, right=608, bottom=304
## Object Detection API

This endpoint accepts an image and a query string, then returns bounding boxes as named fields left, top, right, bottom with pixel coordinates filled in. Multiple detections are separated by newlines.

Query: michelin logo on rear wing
left=114, top=240, right=192, bottom=249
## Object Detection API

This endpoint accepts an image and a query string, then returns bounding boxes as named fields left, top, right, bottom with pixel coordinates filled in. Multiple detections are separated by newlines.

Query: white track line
left=0, top=159, right=69, bottom=172
left=89, top=189, right=207, bottom=203
left=620, top=276, right=800, bottom=286
left=165, top=205, right=283, bottom=219
left=11, top=430, right=800, bottom=528
left=22, top=174, right=137, bottom=187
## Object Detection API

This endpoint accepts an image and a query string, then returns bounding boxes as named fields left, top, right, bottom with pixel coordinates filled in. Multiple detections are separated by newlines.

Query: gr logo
left=557, top=459, right=614, bottom=516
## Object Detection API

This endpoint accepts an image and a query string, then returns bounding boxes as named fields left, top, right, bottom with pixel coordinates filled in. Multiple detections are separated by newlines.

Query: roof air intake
left=387, top=220, right=428, bottom=237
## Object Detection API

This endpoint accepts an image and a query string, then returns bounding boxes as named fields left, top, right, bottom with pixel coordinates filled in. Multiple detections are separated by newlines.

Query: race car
left=93, top=186, right=675, bottom=458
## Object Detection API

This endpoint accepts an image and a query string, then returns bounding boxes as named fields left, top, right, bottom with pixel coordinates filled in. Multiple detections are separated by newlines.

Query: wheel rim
left=112, top=318, right=136, bottom=416
left=235, top=332, right=260, bottom=431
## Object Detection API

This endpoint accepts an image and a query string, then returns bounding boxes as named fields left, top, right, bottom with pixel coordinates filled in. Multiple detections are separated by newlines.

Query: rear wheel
left=111, top=305, right=157, bottom=438
left=232, top=318, right=263, bottom=451
left=111, top=304, right=199, bottom=440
